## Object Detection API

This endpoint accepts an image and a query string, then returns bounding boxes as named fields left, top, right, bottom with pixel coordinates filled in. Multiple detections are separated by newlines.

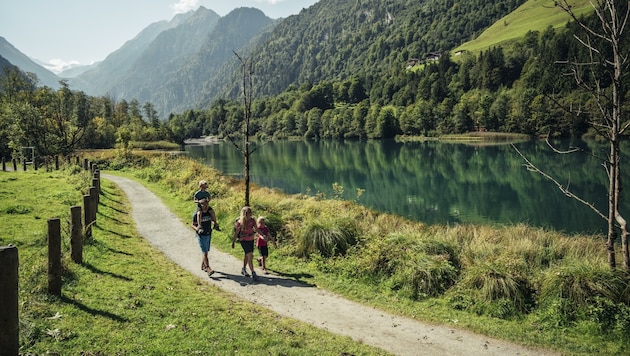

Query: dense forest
left=0, top=1, right=628, bottom=160
left=169, top=14, right=629, bottom=142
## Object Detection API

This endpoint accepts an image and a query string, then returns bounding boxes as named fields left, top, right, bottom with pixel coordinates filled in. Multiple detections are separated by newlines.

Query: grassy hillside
left=454, top=0, right=594, bottom=53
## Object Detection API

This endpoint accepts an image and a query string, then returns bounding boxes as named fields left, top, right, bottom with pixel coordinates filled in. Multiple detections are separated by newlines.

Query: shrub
left=388, top=253, right=459, bottom=300
left=540, top=263, right=628, bottom=306
left=296, top=219, right=358, bottom=258
left=448, top=263, right=535, bottom=318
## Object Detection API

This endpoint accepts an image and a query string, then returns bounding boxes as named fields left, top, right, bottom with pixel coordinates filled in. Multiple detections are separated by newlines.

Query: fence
left=0, top=158, right=100, bottom=355
left=1, top=155, right=90, bottom=172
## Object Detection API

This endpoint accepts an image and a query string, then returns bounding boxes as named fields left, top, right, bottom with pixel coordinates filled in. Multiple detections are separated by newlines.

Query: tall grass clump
left=537, top=262, right=630, bottom=327
left=295, top=219, right=359, bottom=258
left=355, top=232, right=460, bottom=300
left=448, top=262, right=535, bottom=319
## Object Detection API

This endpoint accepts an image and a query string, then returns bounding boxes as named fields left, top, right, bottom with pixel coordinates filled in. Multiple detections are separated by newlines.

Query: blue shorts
left=196, top=233, right=212, bottom=253
left=240, top=240, right=255, bottom=254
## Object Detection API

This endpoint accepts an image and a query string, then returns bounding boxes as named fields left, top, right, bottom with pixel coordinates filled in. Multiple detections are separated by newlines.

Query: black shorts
left=240, top=240, right=255, bottom=254
left=258, top=246, right=269, bottom=257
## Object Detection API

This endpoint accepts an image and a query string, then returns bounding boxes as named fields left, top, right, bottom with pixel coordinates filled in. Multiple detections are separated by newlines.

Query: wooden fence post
left=83, top=158, right=88, bottom=171
left=22, top=160, right=26, bottom=171
left=55, top=156, right=59, bottom=170
left=92, top=177, right=100, bottom=210
left=89, top=186, right=98, bottom=222
left=47, top=218, right=62, bottom=296
left=0, top=245, right=19, bottom=356
left=2, top=157, right=5, bottom=171
left=83, top=194, right=93, bottom=240
left=70, top=206, right=83, bottom=264
left=12, top=159, right=17, bottom=171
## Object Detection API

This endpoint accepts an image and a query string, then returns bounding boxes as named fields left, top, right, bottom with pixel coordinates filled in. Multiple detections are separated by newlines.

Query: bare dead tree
left=224, top=52, right=259, bottom=206
left=516, top=1, right=629, bottom=269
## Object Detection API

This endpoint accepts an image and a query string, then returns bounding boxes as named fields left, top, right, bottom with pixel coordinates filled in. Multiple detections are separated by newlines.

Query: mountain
left=0, top=54, right=15, bottom=73
left=58, top=62, right=99, bottom=78
left=68, top=8, right=203, bottom=96
left=67, top=6, right=273, bottom=117
left=149, top=7, right=275, bottom=115
left=0, top=36, right=60, bottom=88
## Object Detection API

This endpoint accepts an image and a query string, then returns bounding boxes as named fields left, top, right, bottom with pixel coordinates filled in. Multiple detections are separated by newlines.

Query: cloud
left=252, top=0, right=287, bottom=4
left=43, top=58, right=82, bottom=74
left=171, top=0, right=200, bottom=14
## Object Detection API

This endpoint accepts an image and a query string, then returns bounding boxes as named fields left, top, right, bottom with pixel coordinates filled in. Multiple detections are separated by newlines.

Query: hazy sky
left=0, top=0, right=320, bottom=72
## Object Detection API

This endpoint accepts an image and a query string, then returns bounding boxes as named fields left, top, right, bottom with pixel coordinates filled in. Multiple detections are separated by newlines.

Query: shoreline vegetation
left=138, top=132, right=535, bottom=151
left=6, top=148, right=629, bottom=354
left=396, top=132, right=531, bottom=145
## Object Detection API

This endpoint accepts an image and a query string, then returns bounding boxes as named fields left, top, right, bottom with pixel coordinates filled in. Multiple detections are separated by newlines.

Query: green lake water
left=186, top=139, right=629, bottom=235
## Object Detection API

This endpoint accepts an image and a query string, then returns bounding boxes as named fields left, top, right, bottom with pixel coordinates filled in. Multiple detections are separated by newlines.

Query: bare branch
left=512, top=143, right=608, bottom=221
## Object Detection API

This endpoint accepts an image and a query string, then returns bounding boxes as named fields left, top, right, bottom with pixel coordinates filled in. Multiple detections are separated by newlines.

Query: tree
left=516, top=0, right=629, bottom=269
left=226, top=52, right=257, bottom=206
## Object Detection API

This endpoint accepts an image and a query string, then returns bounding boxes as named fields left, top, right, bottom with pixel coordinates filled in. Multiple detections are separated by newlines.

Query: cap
left=199, top=180, right=207, bottom=187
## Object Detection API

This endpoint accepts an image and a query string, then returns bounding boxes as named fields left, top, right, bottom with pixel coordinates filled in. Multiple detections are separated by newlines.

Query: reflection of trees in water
left=187, top=140, right=623, bottom=234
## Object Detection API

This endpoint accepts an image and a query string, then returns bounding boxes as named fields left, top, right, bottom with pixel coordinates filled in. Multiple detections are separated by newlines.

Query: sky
left=0, top=0, right=320, bottom=73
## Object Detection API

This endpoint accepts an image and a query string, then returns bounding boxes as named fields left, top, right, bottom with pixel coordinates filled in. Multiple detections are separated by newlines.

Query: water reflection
left=186, top=139, right=628, bottom=235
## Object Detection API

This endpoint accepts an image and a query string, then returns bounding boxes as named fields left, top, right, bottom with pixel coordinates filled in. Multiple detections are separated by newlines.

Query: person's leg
left=240, top=242, right=249, bottom=276
left=257, top=247, right=263, bottom=267
left=202, top=252, right=209, bottom=271
left=246, top=252, right=258, bottom=280
left=198, top=234, right=208, bottom=271
left=260, top=246, right=269, bottom=272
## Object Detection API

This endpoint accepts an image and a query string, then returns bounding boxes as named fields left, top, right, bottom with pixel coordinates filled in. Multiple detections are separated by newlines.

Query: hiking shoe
left=241, top=268, right=250, bottom=277
left=252, top=271, right=259, bottom=281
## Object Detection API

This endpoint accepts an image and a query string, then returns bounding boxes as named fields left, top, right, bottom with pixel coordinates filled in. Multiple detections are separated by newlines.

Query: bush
left=448, top=263, right=535, bottom=318
left=295, top=219, right=359, bottom=258
left=388, top=253, right=459, bottom=300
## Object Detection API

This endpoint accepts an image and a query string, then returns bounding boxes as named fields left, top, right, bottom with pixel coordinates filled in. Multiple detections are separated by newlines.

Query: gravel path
left=103, top=174, right=557, bottom=356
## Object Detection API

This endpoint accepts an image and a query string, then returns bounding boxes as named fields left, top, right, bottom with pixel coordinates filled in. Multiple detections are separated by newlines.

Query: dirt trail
left=103, top=174, right=557, bottom=356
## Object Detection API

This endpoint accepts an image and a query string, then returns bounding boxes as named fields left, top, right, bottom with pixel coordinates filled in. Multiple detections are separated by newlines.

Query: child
left=193, top=180, right=219, bottom=233
left=256, top=216, right=276, bottom=274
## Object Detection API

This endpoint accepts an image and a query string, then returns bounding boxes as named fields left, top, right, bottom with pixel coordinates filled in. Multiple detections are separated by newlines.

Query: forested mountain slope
left=218, top=0, right=527, bottom=100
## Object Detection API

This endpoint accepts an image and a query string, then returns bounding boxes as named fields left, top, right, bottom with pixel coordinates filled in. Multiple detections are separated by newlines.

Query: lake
left=185, top=139, right=629, bottom=235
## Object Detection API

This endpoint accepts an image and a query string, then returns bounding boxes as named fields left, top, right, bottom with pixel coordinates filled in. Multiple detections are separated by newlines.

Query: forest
left=0, top=1, right=628, bottom=160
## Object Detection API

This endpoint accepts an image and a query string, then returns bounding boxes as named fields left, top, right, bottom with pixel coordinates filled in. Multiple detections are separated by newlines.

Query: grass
left=1, top=167, right=388, bottom=355
left=454, top=0, right=594, bottom=54
left=6, top=150, right=630, bottom=355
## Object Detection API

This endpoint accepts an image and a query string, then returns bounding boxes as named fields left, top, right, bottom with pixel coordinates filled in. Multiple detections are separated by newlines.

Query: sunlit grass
left=454, top=0, right=594, bottom=54
left=2, top=166, right=388, bottom=355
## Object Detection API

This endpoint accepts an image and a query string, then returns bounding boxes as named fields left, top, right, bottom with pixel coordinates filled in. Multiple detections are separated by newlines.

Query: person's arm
left=257, top=228, right=267, bottom=241
left=267, top=230, right=277, bottom=247
left=232, top=223, right=240, bottom=248
left=210, top=209, right=220, bottom=230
